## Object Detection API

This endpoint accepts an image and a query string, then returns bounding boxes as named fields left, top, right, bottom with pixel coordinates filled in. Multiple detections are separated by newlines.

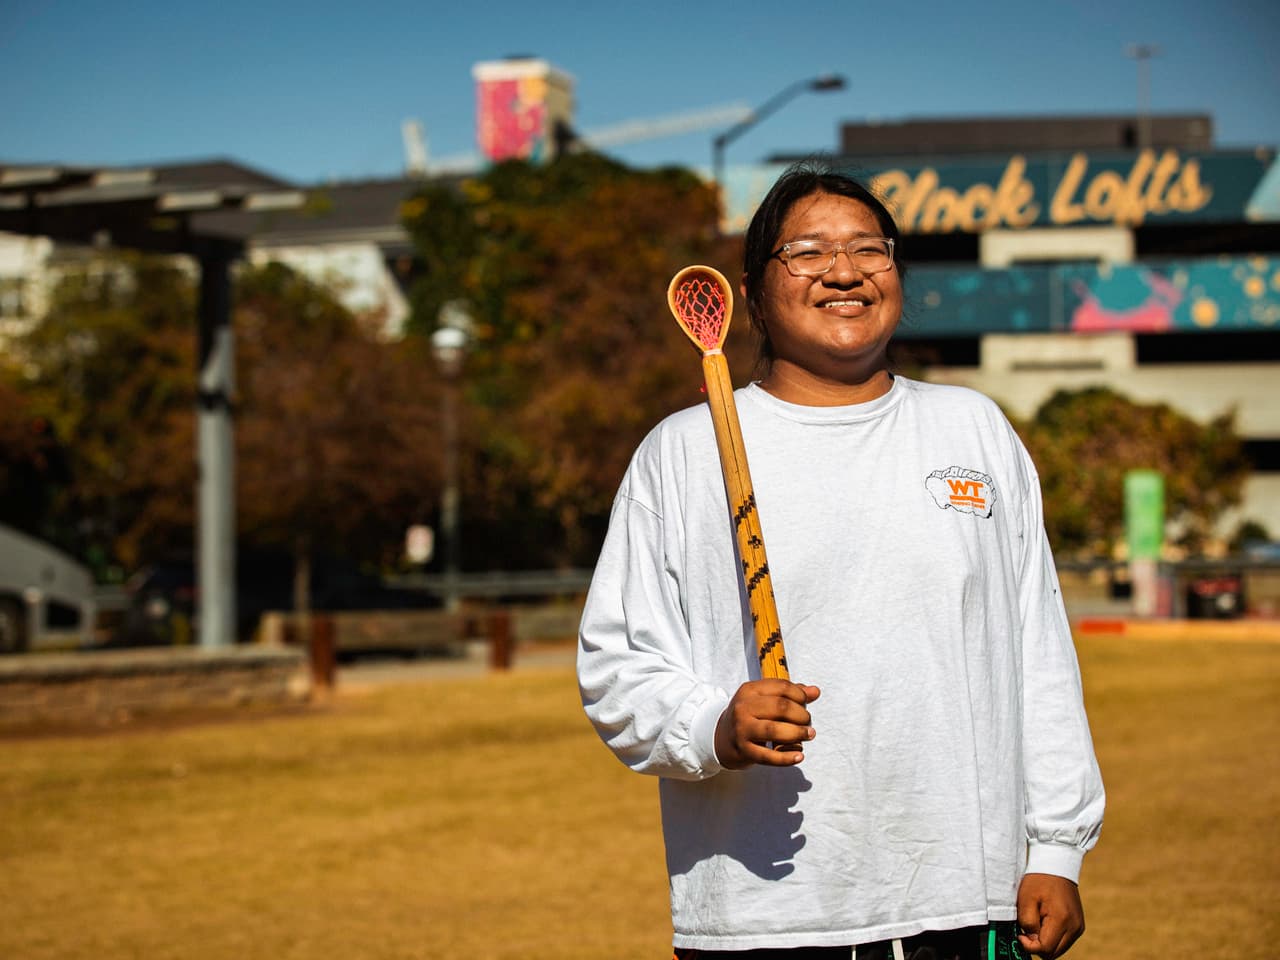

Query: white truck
left=0, top=523, right=97, bottom=653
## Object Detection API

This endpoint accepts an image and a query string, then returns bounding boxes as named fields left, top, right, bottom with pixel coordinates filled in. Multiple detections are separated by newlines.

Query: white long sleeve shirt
left=578, top=377, right=1104, bottom=951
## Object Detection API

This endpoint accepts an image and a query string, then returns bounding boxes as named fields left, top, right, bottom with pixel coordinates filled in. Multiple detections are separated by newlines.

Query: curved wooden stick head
left=668, top=265, right=733, bottom=354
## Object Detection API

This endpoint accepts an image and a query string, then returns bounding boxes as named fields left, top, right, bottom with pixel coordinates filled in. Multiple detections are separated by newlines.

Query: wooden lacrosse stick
left=667, top=265, right=789, bottom=681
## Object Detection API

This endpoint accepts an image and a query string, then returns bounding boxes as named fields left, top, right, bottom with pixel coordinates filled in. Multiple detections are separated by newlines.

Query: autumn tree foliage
left=1018, top=386, right=1249, bottom=556
left=13, top=255, right=441, bottom=600
left=233, top=262, right=440, bottom=611
left=402, top=153, right=744, bottom=567
left=14, top=253, right=197, bottom=571
left=0, top=369, right=62, bottom=534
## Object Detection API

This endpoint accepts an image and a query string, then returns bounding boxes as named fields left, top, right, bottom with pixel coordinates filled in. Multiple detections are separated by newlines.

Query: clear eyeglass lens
left=783, top=239, right=892, bottom=276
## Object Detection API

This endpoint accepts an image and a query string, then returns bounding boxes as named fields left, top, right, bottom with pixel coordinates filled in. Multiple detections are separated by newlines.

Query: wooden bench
left=259, top=609, right=515, bottom=688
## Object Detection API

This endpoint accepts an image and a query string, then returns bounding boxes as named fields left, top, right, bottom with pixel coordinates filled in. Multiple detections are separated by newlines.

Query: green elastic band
left=987, top=925, right=997, bottom=959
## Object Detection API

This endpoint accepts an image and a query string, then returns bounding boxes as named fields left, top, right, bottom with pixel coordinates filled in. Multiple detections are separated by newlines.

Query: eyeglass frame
left=771, top=236, right=897, bottom=277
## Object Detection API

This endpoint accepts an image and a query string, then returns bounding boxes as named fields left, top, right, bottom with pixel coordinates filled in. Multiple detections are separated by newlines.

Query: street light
left=431, top=304, right=471, bottom=611
left=711, top=73, right=847, bottom=192
left=1125, top=43, right=1161, bottom=150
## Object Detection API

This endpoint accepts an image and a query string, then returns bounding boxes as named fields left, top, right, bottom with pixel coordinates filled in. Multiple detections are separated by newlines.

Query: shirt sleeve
left=1014, top=441, right=1106, bottom=882
left=577, top=467, right=729, bottom=782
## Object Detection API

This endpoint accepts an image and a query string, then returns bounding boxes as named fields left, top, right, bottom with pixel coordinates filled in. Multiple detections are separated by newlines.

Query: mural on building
left=1068, top=270, right=1181, bottom=332
left=476, top=77, right=548, bottom=162
left=904, top=257, right=1280, bottom=338
left=1064, top=259, right=1280, bottom=333
left=473, top=59, right=574, bottom=164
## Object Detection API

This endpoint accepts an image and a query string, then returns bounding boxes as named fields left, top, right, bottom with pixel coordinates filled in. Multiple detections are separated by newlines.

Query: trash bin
left=1107, top=566, right=1132, bottom=600
left=1185, top=573, right=1245, bottom=619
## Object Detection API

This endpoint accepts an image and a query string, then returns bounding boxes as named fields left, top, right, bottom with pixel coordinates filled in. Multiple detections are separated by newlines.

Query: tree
left=233, top=262, right=441, bottom=612
left=14, top=252, right=197, bottom=572
left=1018, top=387, right=1249, bottom=556
left=0, top=369, right=62, bottom=533
left=402, top=153, right=744, bottom=567
left=14, top=254, right=444, bottom=609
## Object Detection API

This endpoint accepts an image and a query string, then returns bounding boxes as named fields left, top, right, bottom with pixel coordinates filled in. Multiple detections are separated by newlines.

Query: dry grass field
left=2, top=634, right=1278, bottom=960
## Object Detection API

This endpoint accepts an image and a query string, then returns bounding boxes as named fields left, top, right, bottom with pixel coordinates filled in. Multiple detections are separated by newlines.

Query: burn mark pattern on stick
left=745, top=562, right=771, bottom=596
left=758, top=631, right=786, bottom=670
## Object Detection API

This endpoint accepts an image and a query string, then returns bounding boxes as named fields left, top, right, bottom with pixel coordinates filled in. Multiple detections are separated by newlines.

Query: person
left=577, top=164, right=1104, bottom=960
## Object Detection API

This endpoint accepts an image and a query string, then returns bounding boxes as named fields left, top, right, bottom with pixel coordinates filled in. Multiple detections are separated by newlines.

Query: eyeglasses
left=772, top=237, right=895, bottom=277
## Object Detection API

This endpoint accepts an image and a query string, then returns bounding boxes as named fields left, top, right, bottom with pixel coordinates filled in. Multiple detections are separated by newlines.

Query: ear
left=740, top=274, right=749, bottom=305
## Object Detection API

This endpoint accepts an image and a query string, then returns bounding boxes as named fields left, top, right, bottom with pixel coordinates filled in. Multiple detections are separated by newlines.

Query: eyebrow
left=783, top=230, right=881, bottom=241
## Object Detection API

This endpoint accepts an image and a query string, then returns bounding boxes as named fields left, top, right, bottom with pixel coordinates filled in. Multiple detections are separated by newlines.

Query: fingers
left=1019, top=928, right=1074, bottom=958
left=742, top=677, right=818, bottom=705
left=714, top=680, right=820, bottom=769
left=1016, top=873, right=1085, bottom=958
left=731, top=737, right=809, bottom=767
left=1016, top=883, right=1043, bottom=948
left=1027, top=918, right=1082, bottom=959
left=717, top=709, right=815, bottom=768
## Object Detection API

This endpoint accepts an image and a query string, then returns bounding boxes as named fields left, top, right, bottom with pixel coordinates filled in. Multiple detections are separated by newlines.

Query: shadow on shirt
left=663, top=764, right=812, bottom=881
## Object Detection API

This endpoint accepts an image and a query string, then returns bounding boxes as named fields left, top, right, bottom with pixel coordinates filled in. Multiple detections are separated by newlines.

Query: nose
left=825, top=246, right=863, bottom=283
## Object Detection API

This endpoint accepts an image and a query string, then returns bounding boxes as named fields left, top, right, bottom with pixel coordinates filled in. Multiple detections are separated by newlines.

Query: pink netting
left=672, top=273, right=727, bottom=350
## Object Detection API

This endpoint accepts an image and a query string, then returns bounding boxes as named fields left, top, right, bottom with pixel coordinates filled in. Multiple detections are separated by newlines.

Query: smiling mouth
left=820, top=299, right=870, bottom=308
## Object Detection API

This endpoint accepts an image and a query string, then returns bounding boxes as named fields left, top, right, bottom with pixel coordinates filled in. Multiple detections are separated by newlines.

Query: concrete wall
left=945, top=334, right=1278, bottom=433
left=248, top=242, right=410, bottom=339
left=0, top=646, right=309, bottom=732
left=0, top=232, right=53, bottom=346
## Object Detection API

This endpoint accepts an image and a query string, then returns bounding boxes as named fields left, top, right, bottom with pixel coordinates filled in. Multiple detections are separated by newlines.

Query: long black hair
left=742, top=162, right=904, bottom=369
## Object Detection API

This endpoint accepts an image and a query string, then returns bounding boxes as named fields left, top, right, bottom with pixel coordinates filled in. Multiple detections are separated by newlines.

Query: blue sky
left=3, top=0, right=1278, bottom=185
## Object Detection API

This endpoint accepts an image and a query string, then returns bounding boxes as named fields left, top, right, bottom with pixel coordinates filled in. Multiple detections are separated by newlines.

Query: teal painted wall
left=901, top=257, right=1280, bottom=338
left=722, top=149, right=1280, bottom=235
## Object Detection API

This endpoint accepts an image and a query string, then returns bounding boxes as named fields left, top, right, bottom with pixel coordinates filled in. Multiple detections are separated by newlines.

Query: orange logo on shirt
left=946, top=477, right=987, bottom=511
left=926, top=467, right=997, bottom=518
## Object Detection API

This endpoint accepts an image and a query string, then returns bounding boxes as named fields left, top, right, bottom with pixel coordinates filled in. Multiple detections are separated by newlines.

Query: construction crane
left=402, top=101, right=754, bottom=176
left=579, top=102, right=752, bottom=149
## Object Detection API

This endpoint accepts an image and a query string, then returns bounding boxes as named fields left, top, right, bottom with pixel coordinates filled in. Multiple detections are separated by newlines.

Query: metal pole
left=1126, top=44, right=1160, bottom=150
left=196, top=247, right=237, bottom=648
left=711, top=78, right=805, bottom=193
left=432, top=312, right=469, bottom=614
left=440, top=371, right=460, bottom=612
left=709, top=74, right=845, bottom=210
left=1138, top=55, right=1151, bottom=150
left=712, top=135, right=727, bottom=201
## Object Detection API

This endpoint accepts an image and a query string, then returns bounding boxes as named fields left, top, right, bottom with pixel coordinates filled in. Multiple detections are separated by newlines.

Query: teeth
left=824, top=300, right=867, bottom=307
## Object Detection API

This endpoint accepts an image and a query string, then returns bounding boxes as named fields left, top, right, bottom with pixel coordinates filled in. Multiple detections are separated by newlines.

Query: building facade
left=724, top=115, right=1280, bottom=536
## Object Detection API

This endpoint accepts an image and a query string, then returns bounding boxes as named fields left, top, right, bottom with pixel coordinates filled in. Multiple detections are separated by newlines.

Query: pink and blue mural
left=904, top=257, right=1280, bottom=338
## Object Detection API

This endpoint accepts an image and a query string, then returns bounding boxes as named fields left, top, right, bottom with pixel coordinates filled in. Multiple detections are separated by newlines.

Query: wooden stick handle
left=701, top=353, right=789, bottom=680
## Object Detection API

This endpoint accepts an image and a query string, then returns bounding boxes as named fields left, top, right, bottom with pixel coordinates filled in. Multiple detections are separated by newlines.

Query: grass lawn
left=2, top=635, right=1277, bottom=959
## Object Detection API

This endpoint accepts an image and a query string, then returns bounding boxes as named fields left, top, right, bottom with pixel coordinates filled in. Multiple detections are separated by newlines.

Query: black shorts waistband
left=674, top=920, right=1028, bottom=960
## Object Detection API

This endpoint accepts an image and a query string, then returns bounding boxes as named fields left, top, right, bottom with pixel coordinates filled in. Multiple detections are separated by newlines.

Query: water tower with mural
left=473, top=57, right=576, bottom=164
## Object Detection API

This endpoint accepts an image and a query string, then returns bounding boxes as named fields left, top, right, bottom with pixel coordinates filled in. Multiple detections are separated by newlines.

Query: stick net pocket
left=669, top=268, right=730, bottom=352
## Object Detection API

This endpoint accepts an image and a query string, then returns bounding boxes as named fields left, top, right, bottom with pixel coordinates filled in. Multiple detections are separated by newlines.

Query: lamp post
left=431, top=304, right=471, bottom=612
left=711, top=74, right=847, bottom=192
left=1125, top=43, right=1161, bottom=150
